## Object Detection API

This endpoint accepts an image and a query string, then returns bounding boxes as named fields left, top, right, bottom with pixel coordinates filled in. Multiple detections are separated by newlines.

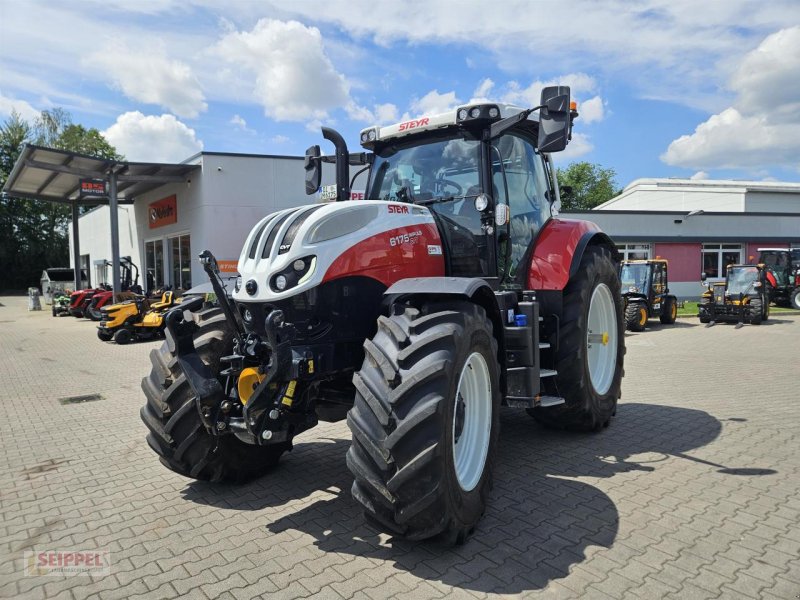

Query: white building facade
left=71, top=152, right=338, bottom=293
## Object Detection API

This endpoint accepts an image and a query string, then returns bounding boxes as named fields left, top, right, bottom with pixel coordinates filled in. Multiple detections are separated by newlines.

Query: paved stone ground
left=0, top=296, right=798, bottom=600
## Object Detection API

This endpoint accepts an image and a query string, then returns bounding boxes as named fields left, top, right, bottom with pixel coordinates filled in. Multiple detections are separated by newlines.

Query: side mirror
left=304, top=145, right=321, bottom=195
left=537, top=86, right=571, bottom=153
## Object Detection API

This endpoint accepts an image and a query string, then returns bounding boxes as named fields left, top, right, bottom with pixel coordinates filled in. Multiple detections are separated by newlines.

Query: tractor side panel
left=322, top=223, right=445, bottom=287
left=527, top=219, right=605, bottom=291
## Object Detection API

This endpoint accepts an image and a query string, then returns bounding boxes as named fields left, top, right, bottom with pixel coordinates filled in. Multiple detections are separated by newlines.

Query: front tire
left=140, top=307, right=288, bottom=482
left=532, top=245, right=624, bottom=432
left=749, top=298, right=763, bottom=325
left=113, top=328, right=132, bottom=345
left=660, top=296, right=677, bottom=324
left=790, top=288, right=800, bottom=310
left=625, top=302, right=647, bottom=331
left=347, top=301, right=500, bottom=543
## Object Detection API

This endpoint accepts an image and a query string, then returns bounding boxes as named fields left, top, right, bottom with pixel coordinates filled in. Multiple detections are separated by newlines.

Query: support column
left=72, top=202, right=81, bottom=290
left=109, top=171, right=121, bottom=297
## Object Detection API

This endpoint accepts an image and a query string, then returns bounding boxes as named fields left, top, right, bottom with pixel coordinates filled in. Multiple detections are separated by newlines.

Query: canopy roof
left=2, top=144, right=199, bottom=205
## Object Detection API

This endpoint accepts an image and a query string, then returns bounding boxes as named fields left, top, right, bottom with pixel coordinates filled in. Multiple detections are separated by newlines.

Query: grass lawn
left=676, top=300, right=799, bottom=317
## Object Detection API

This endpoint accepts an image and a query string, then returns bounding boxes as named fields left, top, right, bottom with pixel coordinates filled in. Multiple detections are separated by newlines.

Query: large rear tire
left=140, top=307, right=288, bottom=482
left=347, top=301, right=500, bottom=543
left=532, top=245, right=624, bottom=432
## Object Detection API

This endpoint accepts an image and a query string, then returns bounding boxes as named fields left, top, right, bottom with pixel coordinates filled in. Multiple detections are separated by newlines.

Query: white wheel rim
left=452, top=352, right=492, bottom=492
left=587, top=283, right=617, bottom=395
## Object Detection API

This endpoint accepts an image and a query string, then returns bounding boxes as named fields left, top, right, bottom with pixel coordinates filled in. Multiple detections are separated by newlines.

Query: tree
left=0, top=109, right=121, bottom=291
left=557, top=162, right=622, bottom=211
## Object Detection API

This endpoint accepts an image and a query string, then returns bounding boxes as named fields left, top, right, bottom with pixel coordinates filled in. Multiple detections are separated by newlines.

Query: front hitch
left=163, top=297, right=228, bottom=431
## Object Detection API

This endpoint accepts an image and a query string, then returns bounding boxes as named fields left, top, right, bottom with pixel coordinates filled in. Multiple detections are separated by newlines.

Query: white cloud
left=409, top=90, right=460, bottom=116
left=0, top=92, right=39, bottom=121
left=230, top=114, right=255, bottom=134
left=662, top=27, right=800, bottom=170
left=472, top=78, right=494, bottom=101
left=374, top=103, right=398, bottom=124
left=345, top=101, right=398, bottom=125
left=214, top=19, right=350, bottom=122
left=102, top=112, right=202, bottom=162
left=271, top=134, right=289, bottom=144
left=86, top=43, right=206, bottom=118
left=578, top=95, right=604, bottom=124
left=690, top=171, right=709, bottom=180
left=553, top=132, right=593, bottom=162
left=265, top=1, right=795, bottom=110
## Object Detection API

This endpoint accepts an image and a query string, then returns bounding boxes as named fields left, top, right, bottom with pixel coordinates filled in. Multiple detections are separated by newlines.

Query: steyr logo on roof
left=388, top=205, right=409, bottom=214
left=398, top=118, right=429, bottom=131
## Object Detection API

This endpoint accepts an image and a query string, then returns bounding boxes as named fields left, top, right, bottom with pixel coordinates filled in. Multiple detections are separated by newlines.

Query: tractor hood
left=233, top=200, right=445, bottom=303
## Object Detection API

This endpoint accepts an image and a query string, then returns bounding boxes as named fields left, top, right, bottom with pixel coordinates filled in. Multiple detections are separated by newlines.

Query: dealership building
left=67, top=151, right=341, bottom=292
left=568, top=178, right=800, bottom=298
left=5, top=144, right=799, bottom=300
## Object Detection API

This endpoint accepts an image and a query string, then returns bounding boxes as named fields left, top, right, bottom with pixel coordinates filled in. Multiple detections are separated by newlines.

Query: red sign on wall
left=148, top=195, right=177, bottom=229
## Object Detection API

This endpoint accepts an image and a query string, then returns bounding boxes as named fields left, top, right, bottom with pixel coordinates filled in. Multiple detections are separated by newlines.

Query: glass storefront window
left=169, top=234, right=191, bottom=290
left=702, top=243, right=742, bottom=279
left=617, top=244, right=651, bottom=261
left=144, top=240, right=164, bottom=293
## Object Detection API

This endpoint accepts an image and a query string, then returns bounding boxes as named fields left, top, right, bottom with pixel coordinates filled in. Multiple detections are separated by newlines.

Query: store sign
left=217, top=260, right=239, bottom=273
left=148, top=195, right=177, bottom=229
left=79, top=179, right=106, bottom=198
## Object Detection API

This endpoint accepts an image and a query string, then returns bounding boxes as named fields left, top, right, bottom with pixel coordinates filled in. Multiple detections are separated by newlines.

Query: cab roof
left=359, top=103, right=529, bottom=148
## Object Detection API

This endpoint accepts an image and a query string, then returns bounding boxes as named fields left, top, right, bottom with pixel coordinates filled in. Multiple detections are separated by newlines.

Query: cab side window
left=492, top=133, right=550, bottom=279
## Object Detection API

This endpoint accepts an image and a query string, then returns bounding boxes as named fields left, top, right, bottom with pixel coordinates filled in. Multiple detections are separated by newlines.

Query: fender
left=527, top=219, right=618, bottom=291
left=384, top=276, right=509, bottom=395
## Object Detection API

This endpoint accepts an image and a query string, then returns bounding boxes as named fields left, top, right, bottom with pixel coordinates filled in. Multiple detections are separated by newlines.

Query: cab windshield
left=620, top=263, right=650, bottom=294
left=367, top=134, right=481, bottom=203
left=726, top=266, right=759, bottom=295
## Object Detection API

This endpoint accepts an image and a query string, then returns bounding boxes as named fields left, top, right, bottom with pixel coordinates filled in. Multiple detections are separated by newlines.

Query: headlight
left=307, top=205, right=380, bottom=244
left=235, top=276, right=242, bottom=292
left=270, top=256, right=316, bottom=293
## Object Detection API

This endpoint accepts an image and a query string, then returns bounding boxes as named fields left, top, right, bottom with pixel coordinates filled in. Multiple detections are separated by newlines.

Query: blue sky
left=1, top=1, right=799, bottom=189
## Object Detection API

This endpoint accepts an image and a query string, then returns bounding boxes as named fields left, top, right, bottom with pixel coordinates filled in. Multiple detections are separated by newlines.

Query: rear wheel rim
left=587, top=283, right=618, bottom=395
left=452, top=352, right=492, bottom=492
left=671, top=303, right=677, bottom=320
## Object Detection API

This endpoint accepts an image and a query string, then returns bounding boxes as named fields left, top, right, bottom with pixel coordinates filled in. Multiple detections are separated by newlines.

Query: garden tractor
left=140, top=86, right=625, bottom=544
left=619, top=259, right=678, bottom=331
left=51, top=291, right=71, bottom=317
left=758, top=248, right=800, bottom=310
left=97, top=291, right=178, bottom=344
left=85, top=258, right=143, bottom=321
left=698, top=264, right=769, bottom=326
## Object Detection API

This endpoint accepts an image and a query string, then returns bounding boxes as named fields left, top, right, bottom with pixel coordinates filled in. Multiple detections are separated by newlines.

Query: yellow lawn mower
left=97, top=291, right=179, bottom=344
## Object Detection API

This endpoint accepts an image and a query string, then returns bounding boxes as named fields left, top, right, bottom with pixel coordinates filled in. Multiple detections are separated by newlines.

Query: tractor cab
left=698, top=264, right=769, bottom=325
left=619, top=259, right=677, bottom=331
left=758, top=248, right=800, bottom=309
left=303, top=87, right=578, bottom=289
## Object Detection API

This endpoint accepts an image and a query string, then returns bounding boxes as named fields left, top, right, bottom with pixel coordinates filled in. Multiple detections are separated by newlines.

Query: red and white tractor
left=140, top=86, right=625, bottom=544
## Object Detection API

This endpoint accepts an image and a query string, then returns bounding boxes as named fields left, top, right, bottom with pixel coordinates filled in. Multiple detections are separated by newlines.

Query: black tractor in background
left=619, top=259, right=678, bottom=331
left=758, top=248, right=800, bottom=310
left=698, top=264, right=769, bottom=326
